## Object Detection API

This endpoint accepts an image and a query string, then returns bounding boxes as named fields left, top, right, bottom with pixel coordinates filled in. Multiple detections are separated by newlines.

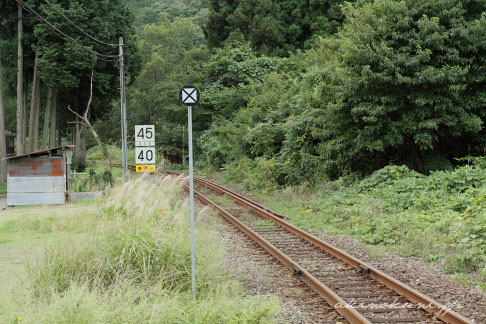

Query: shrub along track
left=120, top=164, right=475, bottom=323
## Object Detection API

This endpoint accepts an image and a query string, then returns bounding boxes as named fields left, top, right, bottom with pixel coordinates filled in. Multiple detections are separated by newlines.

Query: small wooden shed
left=5, top=146, right=74, bottom=206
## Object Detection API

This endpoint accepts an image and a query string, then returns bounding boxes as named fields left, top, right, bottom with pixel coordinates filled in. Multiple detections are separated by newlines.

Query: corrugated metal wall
left=7, top=156, right=66, bottom=206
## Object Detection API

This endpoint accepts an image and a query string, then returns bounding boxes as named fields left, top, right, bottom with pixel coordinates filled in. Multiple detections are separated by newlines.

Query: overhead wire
left=15, top=0, right=119, bottom=62
left=41, top=0, right=118, bottom=47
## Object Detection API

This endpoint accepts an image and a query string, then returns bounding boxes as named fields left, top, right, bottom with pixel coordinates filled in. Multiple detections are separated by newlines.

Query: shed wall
left=7, top=156, right=67, bottom=206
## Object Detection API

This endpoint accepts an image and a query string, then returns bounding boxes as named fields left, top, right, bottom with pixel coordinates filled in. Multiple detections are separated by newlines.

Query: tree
left=126, top=0, right=209, bottom=34
left=32, top=0, right=141, bottom=161
left=42, top=87, right=52, bottom=149
left=312, top=0, right=486, bottom=175
left=28, top=54, right=40, bottom=152
left=107, top=15, right=207, bottom=162
left=205, top=0, right=348, bottom=55
left=69, top=72, right=112, bottom=171
left=16, top=3, right=24, bottom=154
left=0, top=47, right=7, bottom=180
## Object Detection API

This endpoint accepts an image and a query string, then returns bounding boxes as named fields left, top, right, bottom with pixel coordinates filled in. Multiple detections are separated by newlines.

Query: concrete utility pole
left=119, top=37, right=128, bottom=182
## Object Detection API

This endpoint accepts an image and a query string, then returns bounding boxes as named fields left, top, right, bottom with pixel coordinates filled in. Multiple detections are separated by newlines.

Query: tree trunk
left=75, top=119, right=81, bottom=157
left=407, top=139, right=424, bottom=173
left=68, top=72, right=112, bottom=171
left=28, top=56, right=40, bottom=152
left=86, top=119, right=111, bottom=171
left=22, top=83, right=26, bottom=150
left=33, top=79, right=41, bottom=151
left=80, top=135, right=86, bottom=164
left=49, top=90, right=57, bottom=148
left=0, top=48, right=8, bottom=181
left=42, top=88, right=52, bottom=149
left=57, top=127, right=62, bottom=147
left=16, top=3, right=24, bottom=155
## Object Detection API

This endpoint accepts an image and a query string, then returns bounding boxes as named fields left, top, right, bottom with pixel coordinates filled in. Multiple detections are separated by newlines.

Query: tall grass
left=15, top=175, right=279, bottom=324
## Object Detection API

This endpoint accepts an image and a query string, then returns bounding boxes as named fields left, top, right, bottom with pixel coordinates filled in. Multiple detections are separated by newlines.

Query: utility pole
left=119, top=37, right=128, bottom=182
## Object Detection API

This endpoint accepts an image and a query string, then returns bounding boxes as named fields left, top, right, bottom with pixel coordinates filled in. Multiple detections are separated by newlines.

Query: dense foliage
left=93, top=0, right=486, bottom=188
left=198, top=0, right=486, bottom=185
left=0, top=0, right=140, bottom=150
left=34, top=0, right=140, bottom=118
left=126, top=0, right=209, bottom=34
left=205, top=0, right=347, bottom=55
left=96, top=14, right=209, bottom=161
left=312, top=0, right=486, bottom=175
left=258, top=163, right=486, bottom=288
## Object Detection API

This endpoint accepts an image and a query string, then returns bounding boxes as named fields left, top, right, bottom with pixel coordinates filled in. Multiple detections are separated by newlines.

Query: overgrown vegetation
left=243, top=162, right=486, bottom=290
left=93, top=0, right=486, bottom=186
left=0, top=176, right=279, bottom=323
left=197, top=0, right=486, bottom=184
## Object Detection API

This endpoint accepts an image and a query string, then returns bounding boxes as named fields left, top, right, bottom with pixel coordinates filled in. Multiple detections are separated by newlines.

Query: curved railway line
left=112, top=162, right=474, bottom=323
left=161, top=169, right=474, bottom=324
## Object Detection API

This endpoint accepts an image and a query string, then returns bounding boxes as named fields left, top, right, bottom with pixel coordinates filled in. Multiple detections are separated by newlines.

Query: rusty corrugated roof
left=3, top=145, right=75, bottom=160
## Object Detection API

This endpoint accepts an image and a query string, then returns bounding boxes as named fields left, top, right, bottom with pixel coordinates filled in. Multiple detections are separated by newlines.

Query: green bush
left=72, top=157, right=87, bottom=173
left=260, top=163, right=486, bottom=286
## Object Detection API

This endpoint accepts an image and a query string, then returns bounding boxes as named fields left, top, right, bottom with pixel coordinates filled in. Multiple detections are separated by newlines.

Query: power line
left=41, top=0, right=118, bottom=47
left=16, top=0, right=119, bottom=60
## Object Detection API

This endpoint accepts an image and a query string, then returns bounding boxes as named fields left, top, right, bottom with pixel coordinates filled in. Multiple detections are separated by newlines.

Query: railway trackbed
left=160, top=170, right=475, bottom=324
left=106, top=163, right=477, bottom=323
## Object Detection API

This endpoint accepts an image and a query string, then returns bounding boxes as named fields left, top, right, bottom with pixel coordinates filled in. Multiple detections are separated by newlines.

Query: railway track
left=166, top=171, right=473, bottom=324
left=116, top=163, right=474, bottom=323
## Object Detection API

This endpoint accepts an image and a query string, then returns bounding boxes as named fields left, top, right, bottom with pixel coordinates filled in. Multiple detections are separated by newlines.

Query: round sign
left=179, top=86, right=200, bottom=106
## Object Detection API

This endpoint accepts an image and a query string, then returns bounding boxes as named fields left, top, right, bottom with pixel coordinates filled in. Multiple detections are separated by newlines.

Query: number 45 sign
left=135, top=125, right=156, bottom=172
left=135, top=125, right=155, bottom=147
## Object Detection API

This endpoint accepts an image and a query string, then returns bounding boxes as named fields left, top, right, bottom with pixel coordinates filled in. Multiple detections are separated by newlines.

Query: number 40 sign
left=135, top=125, right=156, bottom=172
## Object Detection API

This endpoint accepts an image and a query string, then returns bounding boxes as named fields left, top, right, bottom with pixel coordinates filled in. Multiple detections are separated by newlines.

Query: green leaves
left=206, top=0, right=348, bottom=55
left=311, top=0, right=486, bottom=174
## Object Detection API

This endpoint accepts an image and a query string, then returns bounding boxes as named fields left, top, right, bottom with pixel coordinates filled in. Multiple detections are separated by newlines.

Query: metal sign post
left=179, top=86, right=200, bottom=299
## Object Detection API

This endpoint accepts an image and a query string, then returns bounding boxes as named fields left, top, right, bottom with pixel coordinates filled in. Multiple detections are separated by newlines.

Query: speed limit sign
left=135, top=125, right=156, bottom=172
left=135, top=147, right=155, bottom=164
left=135, top=125, right=155, bottom=147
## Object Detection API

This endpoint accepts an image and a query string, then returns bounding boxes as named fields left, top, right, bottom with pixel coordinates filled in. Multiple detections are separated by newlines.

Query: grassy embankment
left=213, top=163, right=486, bottom=291
left=0, top=175, right=279, bottom=324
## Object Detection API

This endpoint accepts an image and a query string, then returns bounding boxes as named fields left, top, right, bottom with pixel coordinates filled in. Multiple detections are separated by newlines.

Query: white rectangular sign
left=135, top=147, right=156, bottom=165
left=135, top=125, right=155, bottom=147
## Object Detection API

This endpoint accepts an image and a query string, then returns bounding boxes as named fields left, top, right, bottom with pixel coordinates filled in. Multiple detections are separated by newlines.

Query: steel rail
left=188, top=174, right=473, bottom=324
left=189, top=186, right=372, bottom=324
left=118, top=163, right=471, bottom=324
left=161, top=170, right=285, bottom=219
left=194, top=177, right=286, bottom=219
